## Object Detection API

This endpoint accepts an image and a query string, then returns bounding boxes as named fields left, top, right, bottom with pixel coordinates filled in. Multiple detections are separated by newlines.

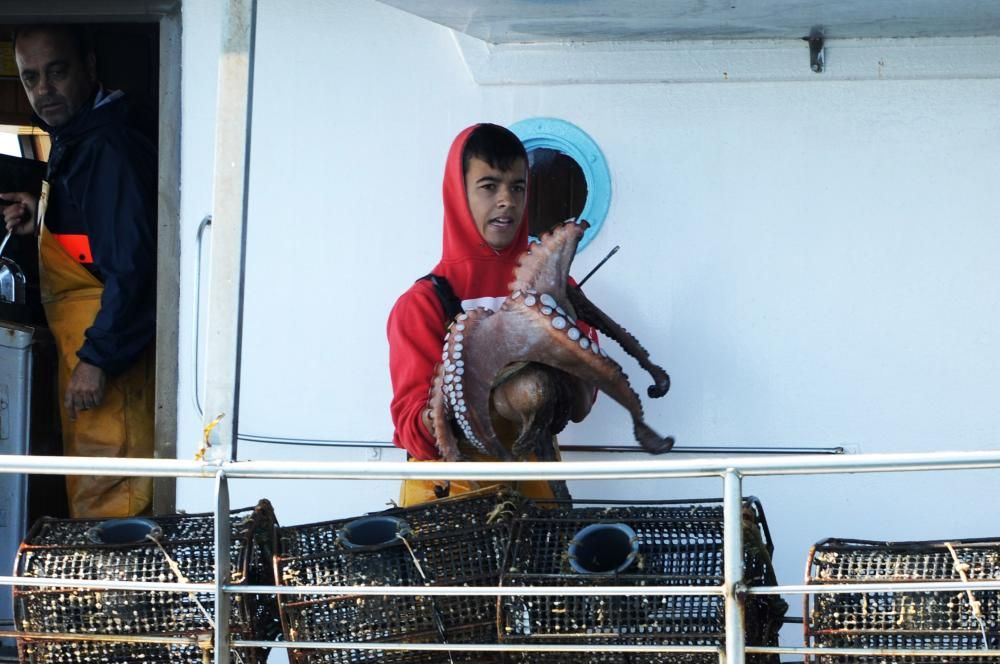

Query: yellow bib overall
left=38, top=193, right=154, bottom=518
left=399, top=412, right=559, bottom=507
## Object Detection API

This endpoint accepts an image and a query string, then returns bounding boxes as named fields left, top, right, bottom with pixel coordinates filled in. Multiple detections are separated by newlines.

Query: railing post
left=214, top=471, right=231, bottom=664
left=723, top=469, right=745, bottom=664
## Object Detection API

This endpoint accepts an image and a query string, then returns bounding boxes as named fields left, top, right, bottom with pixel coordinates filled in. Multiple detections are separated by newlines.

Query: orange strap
left=52, top=233, right=94, bottom=264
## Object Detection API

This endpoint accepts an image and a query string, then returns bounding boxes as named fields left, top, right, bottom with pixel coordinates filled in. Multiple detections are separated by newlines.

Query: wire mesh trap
left=805, top=537, right=1000, bottom=663
left=275, top=486, right=519, bottom=663
left=498, top=497, right=787, bottom=664
left=13, top=500, right=280, bottom=664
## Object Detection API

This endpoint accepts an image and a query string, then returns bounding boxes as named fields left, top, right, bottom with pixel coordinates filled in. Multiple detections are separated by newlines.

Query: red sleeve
left=387, top=282, right=448, bottom=460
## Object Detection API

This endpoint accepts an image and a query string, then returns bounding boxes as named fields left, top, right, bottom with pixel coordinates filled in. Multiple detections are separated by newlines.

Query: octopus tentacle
left=428, top=363, right=459, bottom=462
left=431, top=309, right=510, bottom=461
left=567, top=283, right=671, bottom=399
left=509, top=219, right=589, bottom=299
left=502, top=295, right=674, bottom=454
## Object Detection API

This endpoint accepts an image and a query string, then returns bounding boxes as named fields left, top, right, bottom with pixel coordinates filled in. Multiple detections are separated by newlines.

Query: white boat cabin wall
left=180, top=0, right=1000, bottom=615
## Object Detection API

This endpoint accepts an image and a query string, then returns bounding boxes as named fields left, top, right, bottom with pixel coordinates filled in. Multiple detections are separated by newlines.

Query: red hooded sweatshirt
left=387, top=124, right=594, bottom=459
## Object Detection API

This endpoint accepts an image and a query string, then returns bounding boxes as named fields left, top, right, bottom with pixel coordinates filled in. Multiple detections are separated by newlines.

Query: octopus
left=428, top=219, right=675, bottom=476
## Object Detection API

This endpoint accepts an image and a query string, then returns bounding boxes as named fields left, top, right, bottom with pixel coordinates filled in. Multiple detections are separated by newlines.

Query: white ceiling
left=375, top=0, right=1000, bottom=43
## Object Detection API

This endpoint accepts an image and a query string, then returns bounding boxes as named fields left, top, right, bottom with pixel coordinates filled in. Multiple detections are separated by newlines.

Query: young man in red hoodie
left=387, top=123, right=594, bottom=506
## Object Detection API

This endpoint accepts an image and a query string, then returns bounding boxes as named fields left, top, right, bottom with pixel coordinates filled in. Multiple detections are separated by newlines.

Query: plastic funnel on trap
left=567, top=522, right=639, bottom=574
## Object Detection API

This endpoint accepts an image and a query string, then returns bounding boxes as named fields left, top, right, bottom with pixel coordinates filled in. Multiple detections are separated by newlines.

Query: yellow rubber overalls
left=38, top=182, right=154, bottom=518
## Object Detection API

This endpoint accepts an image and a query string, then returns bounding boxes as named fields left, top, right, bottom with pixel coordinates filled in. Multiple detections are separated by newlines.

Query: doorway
left=0, top=4, right=182, bottom=518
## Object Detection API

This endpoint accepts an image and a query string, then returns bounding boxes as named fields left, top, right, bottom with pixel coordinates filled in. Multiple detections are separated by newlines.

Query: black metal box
left=14, top=500, right=279, bottom=663
left=275, top=487, right=517, bottom=663
left=499, top=497, right=786, bottom=664
left=805, top=537, right=1000, bottom=663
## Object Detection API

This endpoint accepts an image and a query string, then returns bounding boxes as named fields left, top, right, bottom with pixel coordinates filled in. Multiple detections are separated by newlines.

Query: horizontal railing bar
left=0, top=575, right=213, bottom=592
left=0, top=449, right=997, bottom=480
left=7, top=575, right=999, bottom=596
left=747, top=646, right=998, bottom=657
left=0, top=455, right=215, bottom=477
left=228, top=584, right=725, bottom=596
left=233, top=640, right=724, bottom=653
left=221, top=451, right=1000, bottom=480
left=0, top=574, right=723, bottom=596
left=746, top=580, right=1000, bottom=594
left=234, top=641, right=1000, bottom=656
left=2, top=631, right=993, bottom=657
left=0, top=630, right=207, bottom=646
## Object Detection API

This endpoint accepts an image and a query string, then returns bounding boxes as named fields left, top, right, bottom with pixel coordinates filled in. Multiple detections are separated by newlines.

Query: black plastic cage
left=275, top=486, right=519, bottom=663
left=13, top=500, right=280, bottom=664
left=498, top=497, right=787, bottom=664
left=805, top=537, right=1000, bottom=663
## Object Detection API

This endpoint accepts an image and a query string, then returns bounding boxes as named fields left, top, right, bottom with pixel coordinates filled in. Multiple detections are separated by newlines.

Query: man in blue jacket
left=0, top=24, right=156, bottom=518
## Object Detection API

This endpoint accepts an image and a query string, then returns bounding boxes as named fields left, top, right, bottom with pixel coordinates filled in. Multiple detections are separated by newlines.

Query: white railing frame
left=0, top=450, right=999, bottom=661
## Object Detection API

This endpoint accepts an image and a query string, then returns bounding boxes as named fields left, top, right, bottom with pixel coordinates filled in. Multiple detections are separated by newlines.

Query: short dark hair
left=462, top=123, right=528, bottom=175
left=13, top=24, right=94, bottom=62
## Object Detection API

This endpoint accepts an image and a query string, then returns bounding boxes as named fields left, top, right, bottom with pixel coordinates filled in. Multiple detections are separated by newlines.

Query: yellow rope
left=944, top=542, right=989, bottom=649
left=195, top=413, right=226, bottom=461
left=147, top=532, right=246, bottom=664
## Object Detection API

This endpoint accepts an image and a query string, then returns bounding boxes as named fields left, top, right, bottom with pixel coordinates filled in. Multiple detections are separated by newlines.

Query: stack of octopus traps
left=804, top=537, right=1000, bottom=663
left=498, top=497, right=788, bottom=664
left=274, top=486, right=517, bottom=663
left=274, top=489, right=787, bottom=664
left=12, top=500, right=280, bottom=664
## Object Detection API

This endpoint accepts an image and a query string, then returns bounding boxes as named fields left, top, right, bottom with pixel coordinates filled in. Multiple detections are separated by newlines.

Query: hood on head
left=434, top=124, right=530, bottom=299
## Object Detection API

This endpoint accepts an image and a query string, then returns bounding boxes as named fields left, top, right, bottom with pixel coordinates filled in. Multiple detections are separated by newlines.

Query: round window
left=510, top=118, right=611, bottom=252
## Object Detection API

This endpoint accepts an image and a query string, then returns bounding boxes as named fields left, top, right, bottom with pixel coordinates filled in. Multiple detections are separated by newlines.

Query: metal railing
left=1, top=449, right=1000, bottom=663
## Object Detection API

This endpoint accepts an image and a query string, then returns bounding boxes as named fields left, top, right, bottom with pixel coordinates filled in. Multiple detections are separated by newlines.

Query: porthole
left=510, top=118, right=611, bottom=252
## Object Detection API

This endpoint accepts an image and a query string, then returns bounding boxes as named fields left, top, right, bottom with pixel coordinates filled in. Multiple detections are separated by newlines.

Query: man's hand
left=0, top=192, right=38, bottom=235
left=65, top=361, right=107, bottom=421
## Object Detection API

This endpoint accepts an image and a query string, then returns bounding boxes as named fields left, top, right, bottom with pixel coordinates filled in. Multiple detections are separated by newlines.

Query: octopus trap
left=13, top=500, right=280, bottom=664
left=805, top=537, right=1000, bottom=663
left=274, top=486, right=518, bottom=663
left=498, top=497, right=788, bottom=664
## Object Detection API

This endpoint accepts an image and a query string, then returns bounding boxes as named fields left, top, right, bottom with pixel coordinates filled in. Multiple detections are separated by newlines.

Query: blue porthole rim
left=510, top=117, right=611, bottom=253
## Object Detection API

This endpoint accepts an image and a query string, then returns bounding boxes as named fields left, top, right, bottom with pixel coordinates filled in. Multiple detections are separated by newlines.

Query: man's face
left=465, top=157, right=527, bottom=251
left=15, top=30, right=97, bottom=128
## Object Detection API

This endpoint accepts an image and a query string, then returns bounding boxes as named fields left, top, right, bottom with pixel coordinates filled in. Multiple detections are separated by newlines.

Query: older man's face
left=15, top=30, right=97, bottom=128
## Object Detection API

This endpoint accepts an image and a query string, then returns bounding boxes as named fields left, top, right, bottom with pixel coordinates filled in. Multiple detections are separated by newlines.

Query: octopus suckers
left=567, top=327, right=581, bottom=341
left=540, top=293, right=557, bottom=309
left=524, top=295, right=537, bottom=307
left=541, top=306, right=553, bottom=315
left=552, top=316, right=567, bottom=330
left=579, top=337, right=591, bottom=350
